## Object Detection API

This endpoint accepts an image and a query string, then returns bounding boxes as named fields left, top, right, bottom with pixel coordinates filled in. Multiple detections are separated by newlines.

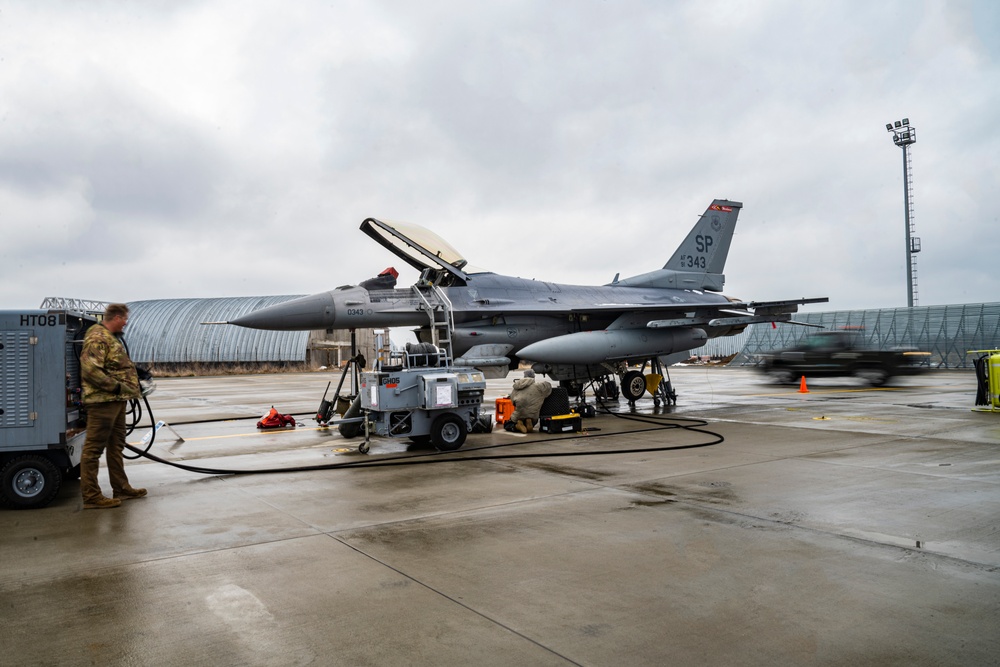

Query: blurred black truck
left=757, top=330, right=928, bottom=386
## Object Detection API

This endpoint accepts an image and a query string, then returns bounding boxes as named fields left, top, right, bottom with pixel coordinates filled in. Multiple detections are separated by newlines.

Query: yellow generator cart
left=969, top=349, right=1000, bottom=413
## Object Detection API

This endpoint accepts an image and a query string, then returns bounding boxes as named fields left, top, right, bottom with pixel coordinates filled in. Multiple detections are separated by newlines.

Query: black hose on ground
left=124, top=409, right=725, bottom=476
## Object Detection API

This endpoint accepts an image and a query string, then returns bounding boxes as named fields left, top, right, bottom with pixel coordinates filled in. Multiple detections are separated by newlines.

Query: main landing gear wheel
left=431, top=413, right=467, bottom=451
left=621, top=370, right=647, bottom=403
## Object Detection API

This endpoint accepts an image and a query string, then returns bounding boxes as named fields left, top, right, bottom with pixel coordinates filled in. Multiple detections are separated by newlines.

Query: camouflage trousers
left=80, top=401, right=132, bottom=503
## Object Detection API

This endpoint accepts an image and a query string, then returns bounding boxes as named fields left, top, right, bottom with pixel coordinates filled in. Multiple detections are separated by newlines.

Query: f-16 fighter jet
left=227, top=200, right=827, bottom=402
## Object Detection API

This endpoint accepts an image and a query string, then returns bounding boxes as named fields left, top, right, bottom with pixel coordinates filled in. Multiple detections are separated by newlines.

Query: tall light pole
left=885, top=118, right=920, bottom=307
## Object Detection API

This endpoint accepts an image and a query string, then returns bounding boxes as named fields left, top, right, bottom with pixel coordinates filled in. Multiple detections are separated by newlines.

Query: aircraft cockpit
left=360, top=218, right=482, bottom=287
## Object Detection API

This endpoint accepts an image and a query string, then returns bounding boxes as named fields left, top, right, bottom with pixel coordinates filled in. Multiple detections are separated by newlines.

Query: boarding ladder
left=413, top=284, right=455, bottom=362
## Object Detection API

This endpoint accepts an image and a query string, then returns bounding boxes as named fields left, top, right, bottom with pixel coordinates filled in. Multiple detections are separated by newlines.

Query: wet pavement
left=2, top=368, right=998, bottom=665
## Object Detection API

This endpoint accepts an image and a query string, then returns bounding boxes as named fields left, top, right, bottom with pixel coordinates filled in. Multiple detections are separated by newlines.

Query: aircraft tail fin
left=664, top=199, right=742, bottom=275
left=613, top=199, right=742, bottom=292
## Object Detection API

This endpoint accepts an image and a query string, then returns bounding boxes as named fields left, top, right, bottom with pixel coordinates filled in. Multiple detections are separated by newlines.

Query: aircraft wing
left=514, top=295, right=829, bottom=366
left=644, top=297, right=829, bottom=329
left=552, top=296, right=829, bottom=316
left=450, top=294, right=828, bottom=319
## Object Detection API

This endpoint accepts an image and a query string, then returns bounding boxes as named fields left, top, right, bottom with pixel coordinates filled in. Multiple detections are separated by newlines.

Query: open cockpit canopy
left=360, top=218, right=485, bottom=285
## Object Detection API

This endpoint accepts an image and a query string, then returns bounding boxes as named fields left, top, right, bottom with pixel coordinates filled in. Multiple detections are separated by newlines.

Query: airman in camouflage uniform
left=79, top=303, right=146, bottom=509
left=509, top=369, right=552, bottom=433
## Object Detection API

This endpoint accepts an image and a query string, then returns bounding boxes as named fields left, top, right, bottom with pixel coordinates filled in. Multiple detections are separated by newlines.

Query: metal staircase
left=413, top=284, right=455, bottom=361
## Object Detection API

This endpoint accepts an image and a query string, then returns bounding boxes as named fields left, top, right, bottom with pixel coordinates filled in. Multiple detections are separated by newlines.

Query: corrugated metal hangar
left=129, top=297, right=378, bottom=368
left=38, top=296, right=373, bottom=368
left=126, top=297, right=310, bottom=365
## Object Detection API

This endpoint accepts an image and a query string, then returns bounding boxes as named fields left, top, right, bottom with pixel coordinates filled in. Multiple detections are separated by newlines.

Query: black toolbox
left=538, top=413, right=582, bottom=433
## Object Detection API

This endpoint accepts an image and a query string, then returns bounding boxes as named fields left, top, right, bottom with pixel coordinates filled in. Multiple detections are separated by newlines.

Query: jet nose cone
left=229, top=292, right=336, bottom=331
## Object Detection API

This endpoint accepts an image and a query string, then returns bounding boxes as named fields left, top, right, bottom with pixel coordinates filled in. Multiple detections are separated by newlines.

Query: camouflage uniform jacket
left=80, top=323, right=141, bottom=404
left=510, top=377, right=552, bottom=421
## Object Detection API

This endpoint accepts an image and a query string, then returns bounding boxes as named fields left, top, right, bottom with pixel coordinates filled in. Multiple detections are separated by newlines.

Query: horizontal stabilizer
left=708, top=314, right=794, bottom=327
left=730, top=297, right=830, bottom=313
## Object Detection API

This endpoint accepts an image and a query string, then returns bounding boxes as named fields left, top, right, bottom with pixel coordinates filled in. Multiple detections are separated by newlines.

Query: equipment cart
left=1, top=310, right=94, bottom=509
left=356, top=342, right=487, bottom=454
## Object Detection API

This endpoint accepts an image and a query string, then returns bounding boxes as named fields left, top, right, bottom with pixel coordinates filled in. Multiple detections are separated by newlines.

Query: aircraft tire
left=621, top=370, right=646, bottom=402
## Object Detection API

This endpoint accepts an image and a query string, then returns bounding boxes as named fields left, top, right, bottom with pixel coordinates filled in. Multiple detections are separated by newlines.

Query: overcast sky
left=2, top=0, right=997, bottom=315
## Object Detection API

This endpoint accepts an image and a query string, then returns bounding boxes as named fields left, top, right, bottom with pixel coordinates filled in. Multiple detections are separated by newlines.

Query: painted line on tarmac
left=744, top=386, right=911, bottom=397
left=128, top=425, right=327, bottom=445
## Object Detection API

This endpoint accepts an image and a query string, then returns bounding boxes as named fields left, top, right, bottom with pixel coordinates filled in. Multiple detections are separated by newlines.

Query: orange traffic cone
left=798, top=376, right=809, bottom=393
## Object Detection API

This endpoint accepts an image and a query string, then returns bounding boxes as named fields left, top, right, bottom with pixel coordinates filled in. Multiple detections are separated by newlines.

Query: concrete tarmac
left=2, top=368, right=998, bottom=665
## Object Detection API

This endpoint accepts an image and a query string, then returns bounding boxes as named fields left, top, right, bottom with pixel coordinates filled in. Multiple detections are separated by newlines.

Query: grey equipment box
left=359, top=364, right=486, bottom=452
left=1, top=309, right=94, bottom=509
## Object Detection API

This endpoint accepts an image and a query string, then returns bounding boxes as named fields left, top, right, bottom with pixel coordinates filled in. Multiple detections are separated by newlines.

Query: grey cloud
left=0, top=102, right=223, bottom=221
left=1, top=0, right=998, bottom=312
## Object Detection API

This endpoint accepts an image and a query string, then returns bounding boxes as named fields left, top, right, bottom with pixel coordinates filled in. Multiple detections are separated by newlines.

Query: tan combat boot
left=114, top=487, right=148, bottom=500
left=84, top=496, right=122, bottom=510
